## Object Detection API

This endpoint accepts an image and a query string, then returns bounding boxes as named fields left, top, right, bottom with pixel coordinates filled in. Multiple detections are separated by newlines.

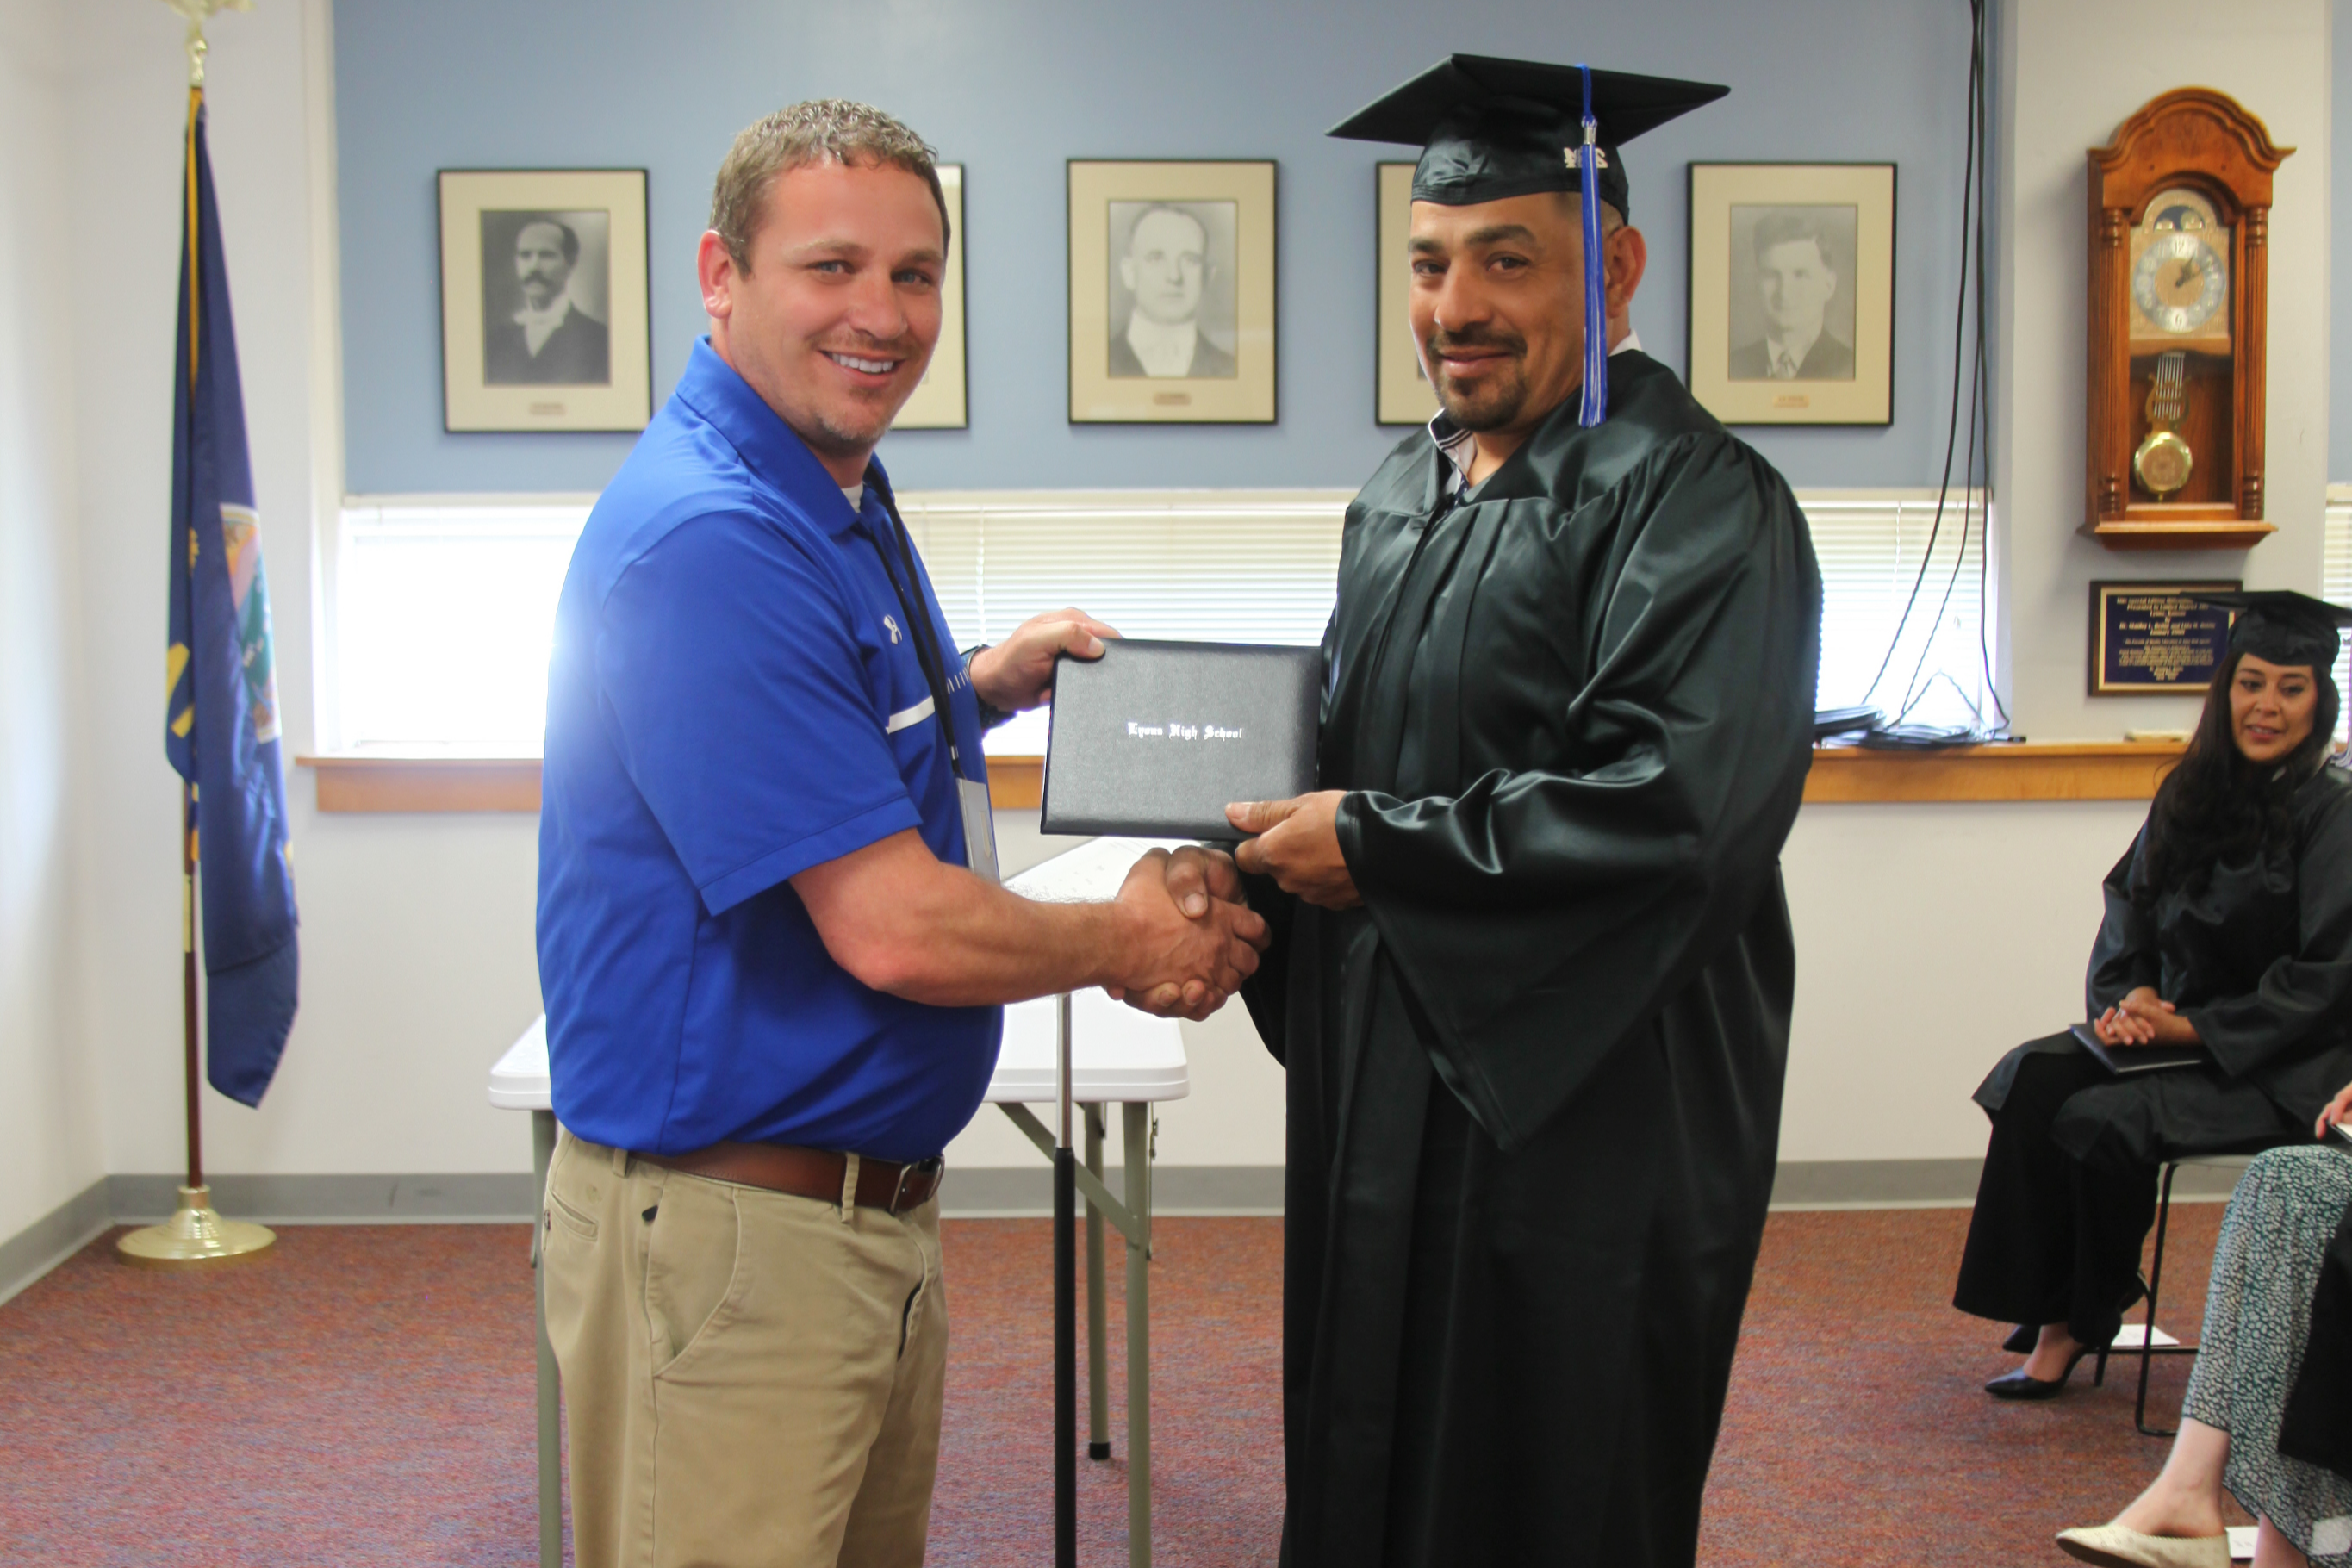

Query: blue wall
left=336, top=0, right=1977, bottom=495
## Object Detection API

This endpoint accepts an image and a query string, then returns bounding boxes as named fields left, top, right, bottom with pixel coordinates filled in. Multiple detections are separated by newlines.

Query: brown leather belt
left=638, top=1141, right=943, bottom=1215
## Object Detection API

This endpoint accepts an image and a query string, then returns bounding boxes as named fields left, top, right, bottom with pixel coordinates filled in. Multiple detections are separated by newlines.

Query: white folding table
left=488, top=837, right=1192, bottom=1568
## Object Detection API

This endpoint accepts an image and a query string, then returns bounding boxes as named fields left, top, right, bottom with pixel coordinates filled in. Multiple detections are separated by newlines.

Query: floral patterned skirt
left=2182, top=1144, right=2352, bottom=1563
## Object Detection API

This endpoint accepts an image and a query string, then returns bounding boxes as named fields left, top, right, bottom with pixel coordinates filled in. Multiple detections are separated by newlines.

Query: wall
left=47, top=0, right=550, bottom=1200
left=1995, top=0, right=2333, bottom=743
left=334, top=0, right=1976, bottom=497
left=0, top=0, right=105, bottom=1283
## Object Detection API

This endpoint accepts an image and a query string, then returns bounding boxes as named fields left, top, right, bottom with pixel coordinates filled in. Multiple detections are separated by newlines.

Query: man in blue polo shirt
left=536, top=101, right=1266, bottom=1568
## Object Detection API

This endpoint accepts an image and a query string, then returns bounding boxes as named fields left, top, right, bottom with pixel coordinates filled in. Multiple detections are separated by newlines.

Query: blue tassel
left=1575, top=62, right=1608, bottom=427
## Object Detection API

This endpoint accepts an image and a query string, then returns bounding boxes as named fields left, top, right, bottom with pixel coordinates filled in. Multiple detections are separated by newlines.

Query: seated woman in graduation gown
left=2050, top=1083, right=2352, bottom=1568
left=1953, top=591, right=2352, bottom=1398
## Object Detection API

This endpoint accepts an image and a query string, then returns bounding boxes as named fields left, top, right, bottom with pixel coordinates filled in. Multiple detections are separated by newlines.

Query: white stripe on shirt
left=885, top=695, right=936, bottom=734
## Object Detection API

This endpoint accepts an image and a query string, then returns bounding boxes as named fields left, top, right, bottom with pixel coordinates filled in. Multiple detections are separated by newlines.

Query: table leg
left=1086, top=1104, right=1110, bottom=1461
left=532, top=1110, right=561, bottom=1568
left=1123, top=1102, right=1153, bottom=1568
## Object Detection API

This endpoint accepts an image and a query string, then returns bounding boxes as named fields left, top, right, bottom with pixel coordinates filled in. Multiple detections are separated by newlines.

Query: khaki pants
left=542, top=1129, right=947, bottom=1568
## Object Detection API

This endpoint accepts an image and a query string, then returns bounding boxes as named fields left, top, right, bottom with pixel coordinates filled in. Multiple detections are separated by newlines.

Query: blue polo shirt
left=536, top=339, right=996, bottom=1162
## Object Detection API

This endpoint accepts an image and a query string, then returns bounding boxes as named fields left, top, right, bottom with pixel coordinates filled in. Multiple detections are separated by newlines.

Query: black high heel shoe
left=1984, top=1336, right=2111, bottom=1400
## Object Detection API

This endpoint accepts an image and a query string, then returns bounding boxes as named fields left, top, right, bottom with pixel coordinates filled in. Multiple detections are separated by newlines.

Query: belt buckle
left=890, top=1157, right=943, bottom=1214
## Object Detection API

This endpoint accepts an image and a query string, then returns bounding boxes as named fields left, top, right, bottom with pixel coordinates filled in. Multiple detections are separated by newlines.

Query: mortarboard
left=1329, top=55, right=1727, bottom=428
left=1328, top=55, right=1727, bottom=217
left=2190, top=589, right=2352, bottom=669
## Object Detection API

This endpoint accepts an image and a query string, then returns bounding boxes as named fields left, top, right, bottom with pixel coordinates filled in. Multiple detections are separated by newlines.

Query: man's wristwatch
left=961, top=647, right=1016, bottom=731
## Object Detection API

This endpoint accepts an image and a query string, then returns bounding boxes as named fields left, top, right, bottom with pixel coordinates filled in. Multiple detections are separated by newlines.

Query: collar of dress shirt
left=514, top=296, right=574, bottom=356
left=1763, top=322, right=1820, bottom=377
left=1123, top=311, right=1201, bottom=377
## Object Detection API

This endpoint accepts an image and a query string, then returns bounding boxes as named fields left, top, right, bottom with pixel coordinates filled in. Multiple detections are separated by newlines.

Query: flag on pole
left=164, top=89, right=298, bottom=1107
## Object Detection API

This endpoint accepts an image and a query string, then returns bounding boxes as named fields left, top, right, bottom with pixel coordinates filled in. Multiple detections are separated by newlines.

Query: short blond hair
left=709, top=100, right=949, bottom=270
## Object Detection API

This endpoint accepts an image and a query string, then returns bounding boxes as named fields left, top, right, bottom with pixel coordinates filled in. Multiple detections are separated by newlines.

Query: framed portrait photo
left=438, top=168, right=651, bottom=432
left=893, top=163, right=967, bottom=430
left=1068, top=159, right=1276, bottom=424
left=1377, top=162, right=1440, bottom=426
left=1686, top=163, right=1895, bottom=426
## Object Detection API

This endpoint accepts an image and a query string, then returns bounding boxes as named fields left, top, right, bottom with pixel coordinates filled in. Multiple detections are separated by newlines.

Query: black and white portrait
left=1726, top=204, right=1857, bottom=383
left=479, top=208, right=613, bottom=387
left=1105, top=200, right=1238, bottom=379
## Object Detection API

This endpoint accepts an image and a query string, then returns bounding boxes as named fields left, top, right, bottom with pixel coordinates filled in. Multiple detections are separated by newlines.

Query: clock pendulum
left=2133, top=350, right=2194, bottom=499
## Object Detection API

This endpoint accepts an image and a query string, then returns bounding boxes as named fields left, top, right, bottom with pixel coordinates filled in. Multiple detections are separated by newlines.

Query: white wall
left=1996, top=0, right=2333, bottom=742
left=53, top=1, right=549, bottom=1186
left=943, top=799, right=2152, bottom=1174
left=0, top=0, right=103, bottom=1248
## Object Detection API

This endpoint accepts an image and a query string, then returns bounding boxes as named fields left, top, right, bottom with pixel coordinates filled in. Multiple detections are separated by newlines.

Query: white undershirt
left=842, top=483, right=865, bottom=513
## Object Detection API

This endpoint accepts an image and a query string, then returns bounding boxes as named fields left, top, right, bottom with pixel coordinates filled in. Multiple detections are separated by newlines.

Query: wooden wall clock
left=2086, top=88, right=2289, bottom=550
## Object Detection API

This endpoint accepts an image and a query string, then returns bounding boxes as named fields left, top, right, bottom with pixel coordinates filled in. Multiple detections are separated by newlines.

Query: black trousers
left=1952, top=1033, right=2296, bottom=1347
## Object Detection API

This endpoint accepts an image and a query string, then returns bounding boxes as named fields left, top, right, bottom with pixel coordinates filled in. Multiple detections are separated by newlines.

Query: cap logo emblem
left=1562, top=147, right=1609, bottom=170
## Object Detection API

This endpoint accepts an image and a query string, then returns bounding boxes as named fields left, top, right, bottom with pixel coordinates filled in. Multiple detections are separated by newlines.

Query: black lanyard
left=857, top=469, right=966, bottom=775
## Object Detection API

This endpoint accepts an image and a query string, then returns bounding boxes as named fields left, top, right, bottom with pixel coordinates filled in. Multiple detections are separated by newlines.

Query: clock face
left=2132, top=233, right=2227, bottom=333
left=2129, top=188, right=2230, bottom=339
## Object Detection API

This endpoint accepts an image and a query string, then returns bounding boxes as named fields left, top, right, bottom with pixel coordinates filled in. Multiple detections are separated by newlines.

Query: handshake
left=1099, top=844, right=1269, bottom=1024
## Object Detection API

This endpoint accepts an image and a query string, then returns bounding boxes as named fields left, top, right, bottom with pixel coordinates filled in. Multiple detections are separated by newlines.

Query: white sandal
left=2054, top=1522, right=2231, bottom=1568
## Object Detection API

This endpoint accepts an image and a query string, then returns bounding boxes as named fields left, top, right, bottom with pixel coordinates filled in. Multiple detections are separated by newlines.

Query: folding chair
left=2132, top=1152, right=2266, bottom=1437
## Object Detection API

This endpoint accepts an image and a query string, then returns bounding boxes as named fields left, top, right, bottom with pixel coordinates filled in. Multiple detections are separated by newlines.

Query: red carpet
left=0, top=1204, right=2236, bottom=1565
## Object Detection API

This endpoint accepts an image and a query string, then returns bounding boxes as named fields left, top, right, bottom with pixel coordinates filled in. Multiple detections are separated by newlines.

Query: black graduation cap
left=2190, top=590, right=2352, bottom=669
left=1327, top=55, right=1728, bottom=219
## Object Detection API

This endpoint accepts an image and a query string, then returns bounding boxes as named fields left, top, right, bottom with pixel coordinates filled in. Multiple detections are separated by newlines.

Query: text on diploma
left=1124, top=721, right=1246, bottom=742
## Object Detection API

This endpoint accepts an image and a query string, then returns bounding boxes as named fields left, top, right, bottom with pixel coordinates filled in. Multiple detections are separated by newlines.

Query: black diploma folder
left=1041, top=639, right=1321, bottom=839
left=2069, top=1023, right=2206, bottom=1076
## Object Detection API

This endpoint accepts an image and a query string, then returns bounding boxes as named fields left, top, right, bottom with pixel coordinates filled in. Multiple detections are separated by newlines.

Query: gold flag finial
left=159, top=0, right=253, bottom=88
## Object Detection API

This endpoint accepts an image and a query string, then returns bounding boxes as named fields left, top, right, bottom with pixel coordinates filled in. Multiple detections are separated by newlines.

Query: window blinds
left=331, top=486, right=1994, bottom=752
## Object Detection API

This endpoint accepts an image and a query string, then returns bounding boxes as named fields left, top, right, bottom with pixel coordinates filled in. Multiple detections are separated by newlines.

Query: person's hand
left=1160, top=843, right=1247, bottom=919
left=1104, top=845, right=1262, bottom=1010
left=968, top=607, right=1120, bottom=713
left=1106, top=849, right=1266, bottom=1022
left=2094, top=986, right=2199, bottom=1048
left=2316, top=1080, right=2352, bottom=1141
left=1229, top=792, right=1359, bottom=910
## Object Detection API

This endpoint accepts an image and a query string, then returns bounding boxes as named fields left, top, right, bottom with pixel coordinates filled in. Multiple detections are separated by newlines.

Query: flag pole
left=121, top=791, right=276, bottom=1266
left=183, top=780, right=203, bottom=1191
left=118, top=0, right=273, bottom=1270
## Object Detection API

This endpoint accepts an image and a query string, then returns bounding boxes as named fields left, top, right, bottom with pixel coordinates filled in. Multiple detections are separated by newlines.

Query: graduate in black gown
left=1215, top=58, right=1822, bottom=1568
left=1955, top=591, right=2352, bottom=1399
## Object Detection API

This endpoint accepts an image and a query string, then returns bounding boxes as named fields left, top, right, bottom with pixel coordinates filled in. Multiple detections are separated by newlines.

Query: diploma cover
left=2069, top=1023, right=2206, bottom=1076
left=1041, top=639, right=1321, bottom=839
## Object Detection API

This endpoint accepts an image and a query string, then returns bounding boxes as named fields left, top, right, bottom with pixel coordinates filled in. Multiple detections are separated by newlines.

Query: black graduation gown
left=1242, top=352, right=1822, bottom=1568
left=1954, top=767, right=2352, bottom=1344
left=1973, top=766, right=2352, bottom=1146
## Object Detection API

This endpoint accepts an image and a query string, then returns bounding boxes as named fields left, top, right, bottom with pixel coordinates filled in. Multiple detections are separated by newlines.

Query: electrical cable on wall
left=1859, top=0, right=2006, bottom=741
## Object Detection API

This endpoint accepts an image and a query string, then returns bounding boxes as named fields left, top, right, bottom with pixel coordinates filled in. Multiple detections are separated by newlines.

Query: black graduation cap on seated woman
left=1329, top=55, right=1727, bottom=427
left=2191, top=589, right=2352, bottom=669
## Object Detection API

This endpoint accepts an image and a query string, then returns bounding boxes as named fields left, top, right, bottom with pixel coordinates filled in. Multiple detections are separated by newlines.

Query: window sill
left=1801, top=741, right=2182, bottom=803
left=298, top=744, right=2184, bottom=816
